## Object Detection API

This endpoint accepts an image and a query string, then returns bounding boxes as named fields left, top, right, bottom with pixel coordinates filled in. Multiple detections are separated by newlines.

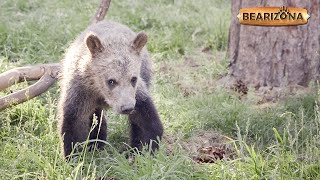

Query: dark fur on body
left=58, top=20, right=163, bottom=158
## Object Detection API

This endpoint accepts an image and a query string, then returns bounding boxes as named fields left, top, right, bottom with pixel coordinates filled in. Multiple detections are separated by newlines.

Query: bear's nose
left=120, top=105, right=134, bottom=114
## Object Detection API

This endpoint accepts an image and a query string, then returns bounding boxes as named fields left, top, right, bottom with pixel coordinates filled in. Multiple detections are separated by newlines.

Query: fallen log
left=0, top=67, right=58, bottom=110
left=0, top=63, right=60, bottom=91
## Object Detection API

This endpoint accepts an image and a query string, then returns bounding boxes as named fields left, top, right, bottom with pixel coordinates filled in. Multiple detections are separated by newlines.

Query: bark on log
left=0, top=72, right=57, bottom=110
left=0, top=63, right=60, bottom=91
left=90, top=0, right=111, bottom=25
left=228, top=0, right=320, bottom=88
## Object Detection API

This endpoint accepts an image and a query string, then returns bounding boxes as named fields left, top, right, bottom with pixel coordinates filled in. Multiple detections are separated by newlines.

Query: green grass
left=0, top=0, right=319, bottom=179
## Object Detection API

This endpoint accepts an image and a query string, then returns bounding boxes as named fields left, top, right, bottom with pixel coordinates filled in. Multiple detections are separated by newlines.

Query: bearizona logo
left=237, top=6, right=310, bottom=26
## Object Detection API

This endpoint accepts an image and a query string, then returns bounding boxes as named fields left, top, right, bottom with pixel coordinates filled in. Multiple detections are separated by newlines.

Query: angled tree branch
left=90, top=0, right=111, bottom=25
left=0, top=63, right=60, bottom=91
left=0, top=70, right=58, bottom=110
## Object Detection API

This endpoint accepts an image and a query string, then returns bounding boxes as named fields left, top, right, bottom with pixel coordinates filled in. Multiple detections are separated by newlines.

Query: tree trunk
left=228, top=0, right=319, bottom=89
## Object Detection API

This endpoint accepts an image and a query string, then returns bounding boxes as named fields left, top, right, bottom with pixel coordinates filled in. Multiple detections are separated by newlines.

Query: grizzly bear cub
left=58, top=20, right=163, bottom=158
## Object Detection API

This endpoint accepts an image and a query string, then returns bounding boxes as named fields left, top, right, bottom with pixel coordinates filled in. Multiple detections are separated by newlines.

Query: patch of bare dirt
left=163, top=130, right=236, bottom=164
left=218, top=75, right=318, bottom=108
left=193, top=146, right=225, bottom=163
left=233, top=79, right=248, bottom=95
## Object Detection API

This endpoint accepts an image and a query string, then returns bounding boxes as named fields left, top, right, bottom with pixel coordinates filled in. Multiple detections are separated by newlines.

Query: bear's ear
left=86, top=34, right=104, bottom=57
left=132, top=32, right=148, bottom=53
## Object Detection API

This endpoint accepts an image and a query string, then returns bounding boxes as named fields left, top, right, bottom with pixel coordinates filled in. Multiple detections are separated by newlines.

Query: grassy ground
left=0, top=0, right=319, bottom=179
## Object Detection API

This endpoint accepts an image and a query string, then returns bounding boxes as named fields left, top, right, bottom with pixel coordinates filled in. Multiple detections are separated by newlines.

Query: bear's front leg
left=58, top=89, right=100, bottom=158
left=128, top=96, right=163, bottom=152
left=59, top=106, right=90, bottom=158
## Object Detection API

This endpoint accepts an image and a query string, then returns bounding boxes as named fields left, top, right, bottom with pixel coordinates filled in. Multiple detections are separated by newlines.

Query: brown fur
left=58, top=20, right=163, bottom=158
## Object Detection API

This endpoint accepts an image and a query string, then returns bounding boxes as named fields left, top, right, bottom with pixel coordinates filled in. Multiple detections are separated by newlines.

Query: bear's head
left=85, top=31, right=148, bottom=114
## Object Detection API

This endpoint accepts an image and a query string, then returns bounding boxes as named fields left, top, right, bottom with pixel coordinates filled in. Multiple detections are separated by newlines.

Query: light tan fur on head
left=85, top=30, right=148, bottom=114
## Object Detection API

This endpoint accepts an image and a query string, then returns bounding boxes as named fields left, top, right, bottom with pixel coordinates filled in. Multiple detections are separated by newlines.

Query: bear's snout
left=120, top=104, right=135, bottom=114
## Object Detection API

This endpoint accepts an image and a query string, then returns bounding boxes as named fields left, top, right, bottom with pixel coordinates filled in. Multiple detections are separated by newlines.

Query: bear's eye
left=107, top=79, right=117, bottom=87
left=131, top=77, right=137, bottom=87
